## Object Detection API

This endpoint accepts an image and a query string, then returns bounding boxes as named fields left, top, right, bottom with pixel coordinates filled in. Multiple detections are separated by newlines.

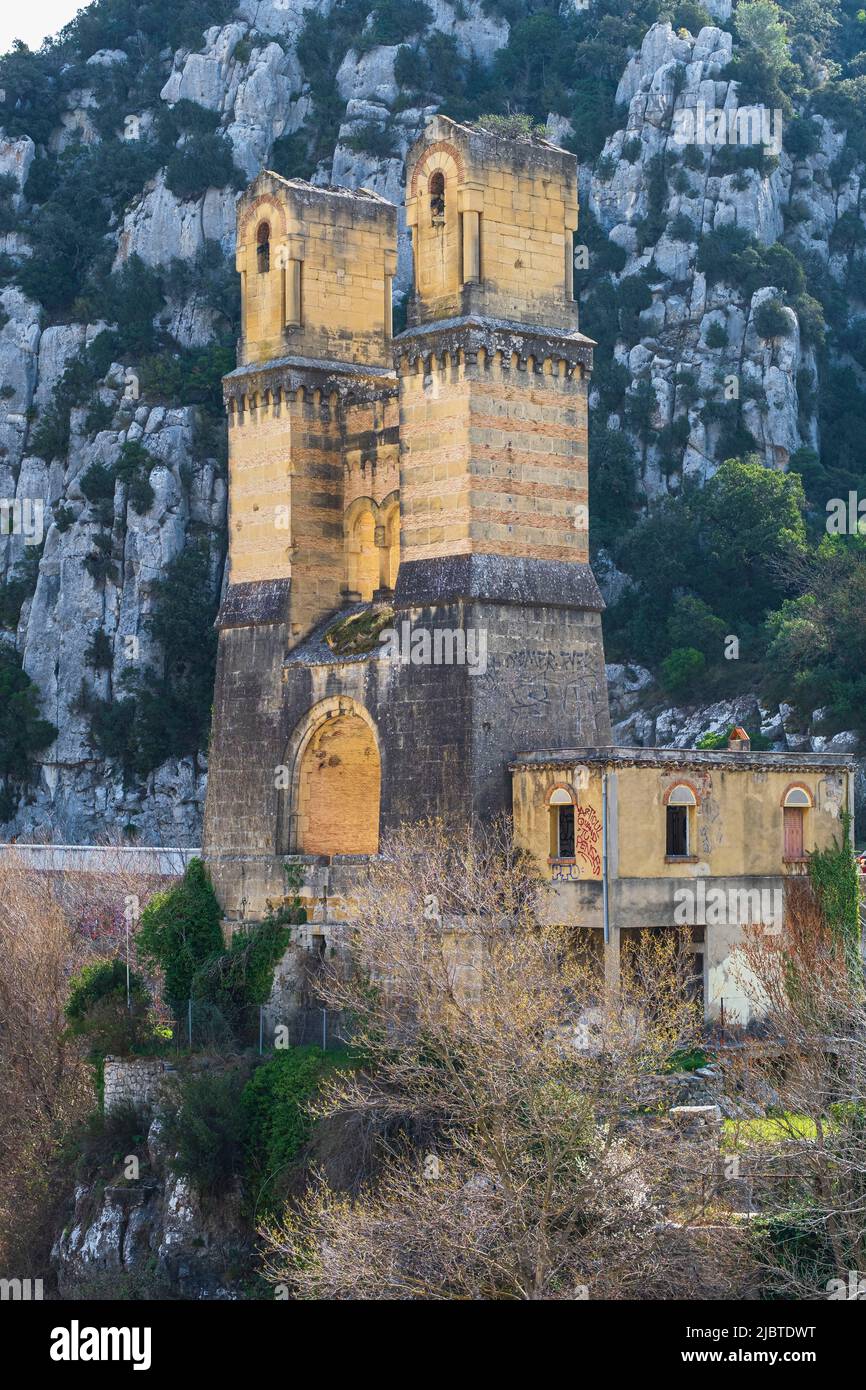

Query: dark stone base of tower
left=205, top=577, right=611, bottom=921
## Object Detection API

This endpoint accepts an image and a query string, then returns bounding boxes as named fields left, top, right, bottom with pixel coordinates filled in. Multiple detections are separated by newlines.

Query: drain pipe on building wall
left=602, top=770, right=610, bottom=947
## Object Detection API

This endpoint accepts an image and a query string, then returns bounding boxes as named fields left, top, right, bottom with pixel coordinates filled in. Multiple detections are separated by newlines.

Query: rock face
left=52, top=1109, right=250, bottom=1299
left=0, top=11, right=862, bottom=839
left=589, top=22, right=821, bottom=491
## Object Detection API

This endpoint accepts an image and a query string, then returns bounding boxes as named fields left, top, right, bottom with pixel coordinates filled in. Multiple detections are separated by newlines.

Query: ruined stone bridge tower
left=202, top=116, right=611, bottom=921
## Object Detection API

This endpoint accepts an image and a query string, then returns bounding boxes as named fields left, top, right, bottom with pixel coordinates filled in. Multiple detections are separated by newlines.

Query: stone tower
left=389, top=117, right=611, bottom=820
left=203, top=121, right=611, bottom=922
left=202, top=174, right=399, bottom=917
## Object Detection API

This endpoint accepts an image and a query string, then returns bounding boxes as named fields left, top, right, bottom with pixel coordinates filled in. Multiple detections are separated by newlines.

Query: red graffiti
left=574, top=805, right=602, bottom=877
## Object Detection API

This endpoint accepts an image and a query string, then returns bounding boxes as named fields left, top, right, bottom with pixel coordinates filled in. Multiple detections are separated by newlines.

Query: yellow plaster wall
left=512, top=762, right=850, bottom=887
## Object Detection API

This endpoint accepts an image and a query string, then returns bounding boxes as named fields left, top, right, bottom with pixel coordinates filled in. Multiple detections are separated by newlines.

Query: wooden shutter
left=784, top=806, right=804, bottom=859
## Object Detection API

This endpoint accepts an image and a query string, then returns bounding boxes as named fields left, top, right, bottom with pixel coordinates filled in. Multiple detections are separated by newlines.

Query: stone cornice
left=393, top=314, right=595, bottom=373
left=223, top=353, right=398, bottom=411
left=510, top=747, right=856, bottom=772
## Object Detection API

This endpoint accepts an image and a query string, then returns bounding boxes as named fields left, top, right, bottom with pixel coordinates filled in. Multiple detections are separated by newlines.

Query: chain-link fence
left=167, top=998, right=347, bottom=1054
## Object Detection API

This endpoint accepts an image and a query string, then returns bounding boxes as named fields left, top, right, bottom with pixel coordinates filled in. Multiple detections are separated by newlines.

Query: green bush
left=85, top=629, right=114, bottom=670
left=165, top=131, right=244, bottom=201
left=242, top=1047, right=350, bottom=1212
left=166, top=1068, right=250, bottom=1206
left=191, top=915, right=294, bottom=1046
left=588, top=426, right=639, bottom=550
left=363, top=0, right=432, bottom=47
left=671, top=1, right=711, bottom=33
left=137, top=858, right=224, bottom=1011
left=753, top=298, right=792, bottom=339
left=661, top=645, right=705, bottom=694
left=65, top=957, right=156, bottom=1059
left=668, top=212, right=696, bottom=243
left=808, top=814, right=862, bottom=986
left=89, top=256, right=165, bottom=356
left=80, top=461, right=116, bottom=519
left=75, top=1102, right=150, bottom=1182
left=0, top=547, right=42, bottom=631
left=705, top=320, right=728, bottom=348
left=667, top=595, right=726, bottom=660
left=621, top=136, right=641, bottom=163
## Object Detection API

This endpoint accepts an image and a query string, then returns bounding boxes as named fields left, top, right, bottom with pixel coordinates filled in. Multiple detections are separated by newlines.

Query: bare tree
left=0, top=848, right=166, bottom=1274
left=730, top=880, right=866, bottom=1298
left=261, top=819, right=746, bottom=1300
left=0, top=854, right=91, bottom=1273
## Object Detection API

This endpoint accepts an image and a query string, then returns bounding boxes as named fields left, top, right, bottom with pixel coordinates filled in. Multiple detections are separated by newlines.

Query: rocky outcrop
left=52, top=1110, right=250, bottom=1299
left=1, top=335, right=224, bottom=841
left=588, top=23, right=823, bottom=491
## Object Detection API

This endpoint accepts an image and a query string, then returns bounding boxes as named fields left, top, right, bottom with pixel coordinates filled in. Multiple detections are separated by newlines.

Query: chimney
left=727, top=726, right=751, bottom=752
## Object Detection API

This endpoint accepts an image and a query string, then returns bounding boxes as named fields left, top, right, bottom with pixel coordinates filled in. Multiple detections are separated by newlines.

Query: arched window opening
left=429, top=171, right=445, bottom=224
left=548, top=786, right=576, bottom=859
left=256, top=221, right=271, bottom=274
left=666, top=785, right=697, bottom=858
left=782, top=786, right=812, bottom=860
left=782, top=787, right=812, bottom=808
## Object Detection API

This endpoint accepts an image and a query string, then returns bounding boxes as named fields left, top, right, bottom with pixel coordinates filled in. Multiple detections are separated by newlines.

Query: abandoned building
left=201, top=115, right=855, bottom=1022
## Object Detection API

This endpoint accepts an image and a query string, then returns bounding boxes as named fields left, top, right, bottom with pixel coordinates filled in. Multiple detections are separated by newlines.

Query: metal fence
left=169, top=998, right=347, bottom=1054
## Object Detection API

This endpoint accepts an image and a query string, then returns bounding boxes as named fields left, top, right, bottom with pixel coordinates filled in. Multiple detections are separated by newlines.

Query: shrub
left=589, top=427, right=639, bottom=549
left=84, top=533, right=118, bottom=586
left=705, top=320, right=728, bottom=348
left=90, top=256, right=165, bottom=356
left=363, top=0, right=432, bottom=48
left=0, top=547, right=42, bottom=631
left=476, top=112, right=548, bottom=142
left=341, top=122, right=397, bottom=159
left=165, top=132, right=244, bottom=201
left=191, top=913, right=294, bottom=1046
left=80, top=462, right=116, bottom=519
left=753, top=298, right=792, bottom=339
left=661, top=646, right=705, bottom=694
left=242, top=1047, right=350, bottom=1212
left=784, top=115, right=820, bottom=159
left=136, top=858, right=224, bottom=1011
left=596, top=155, right=617, bottom=182
left=75, top=1102, right=150, bottom=1183
left=621, top=136, right=641, bottom=164
left=0, top=645, right=56, bottom=818
left=267, top=130, right=312, bottom=181
left=672, top=1, right=711, bottom=33
left=65, top=957, right=156, bottom=1059
left=85, top=628, right=114, bottom=671
left=166, top=1068, right=250, bottom=1206
left=115, top=440, right=157, bottom=515
left=667, top=595, right=727, bottom=661
left=668, top=212, right=696, bottom=242
left=808, top=814, right=862, bottom=987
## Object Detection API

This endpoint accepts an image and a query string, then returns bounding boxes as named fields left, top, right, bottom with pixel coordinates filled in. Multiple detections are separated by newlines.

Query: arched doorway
left=286, top=700, right=381, bottom=855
